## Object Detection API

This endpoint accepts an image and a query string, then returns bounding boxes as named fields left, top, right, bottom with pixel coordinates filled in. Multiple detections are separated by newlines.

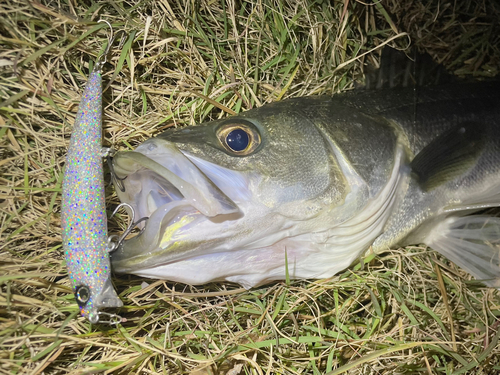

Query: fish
left=109, top=49, right=500, bottom=289
left=61, top=45, right=123, bottom=323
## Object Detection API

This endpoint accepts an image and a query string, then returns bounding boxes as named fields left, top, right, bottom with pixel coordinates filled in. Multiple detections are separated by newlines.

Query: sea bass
left=110, top=51, right=500, bottom=289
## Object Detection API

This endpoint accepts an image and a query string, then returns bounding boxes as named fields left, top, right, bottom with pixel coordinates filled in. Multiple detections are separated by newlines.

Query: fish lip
left=110, top=138, right=241, bottom=259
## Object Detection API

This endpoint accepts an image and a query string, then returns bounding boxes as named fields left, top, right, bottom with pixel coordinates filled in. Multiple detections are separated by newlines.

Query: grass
left=1, top=0, right=500, bottom=374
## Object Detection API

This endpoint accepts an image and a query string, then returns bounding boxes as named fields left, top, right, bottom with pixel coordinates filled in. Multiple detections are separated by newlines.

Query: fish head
left=110, top=100, right=352, bottom=287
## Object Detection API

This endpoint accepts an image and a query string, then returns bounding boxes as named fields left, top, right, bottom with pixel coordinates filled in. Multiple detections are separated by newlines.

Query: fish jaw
left=110, top=138, right=252, bottom=264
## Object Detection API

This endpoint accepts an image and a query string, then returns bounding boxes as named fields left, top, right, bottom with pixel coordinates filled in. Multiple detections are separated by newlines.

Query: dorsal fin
left=364, top=47, right=456, bottom=90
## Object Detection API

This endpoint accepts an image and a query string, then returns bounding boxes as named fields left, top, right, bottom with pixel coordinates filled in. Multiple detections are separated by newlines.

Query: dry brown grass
left=1, top=0, right=499, bottom=374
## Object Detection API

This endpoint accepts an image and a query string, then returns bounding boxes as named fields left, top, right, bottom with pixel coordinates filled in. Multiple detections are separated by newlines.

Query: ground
left=0, top=0, right=499, bottom=374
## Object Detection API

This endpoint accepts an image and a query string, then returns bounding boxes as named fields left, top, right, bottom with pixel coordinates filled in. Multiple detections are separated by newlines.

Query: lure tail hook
left=108, top=202, right=149, bottom=252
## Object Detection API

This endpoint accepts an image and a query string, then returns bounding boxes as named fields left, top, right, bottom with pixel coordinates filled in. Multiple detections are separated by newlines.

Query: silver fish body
left=61, top=65, right=122, bottom=322
left=110, top=78, right=500, bottom=289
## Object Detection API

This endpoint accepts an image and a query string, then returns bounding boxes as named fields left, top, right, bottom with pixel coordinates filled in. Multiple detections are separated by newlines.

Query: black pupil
left=226, top=128, right=249, bottom=152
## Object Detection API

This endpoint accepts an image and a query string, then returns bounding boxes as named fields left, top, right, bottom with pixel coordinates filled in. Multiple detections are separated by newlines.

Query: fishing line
left=412, top=48, right=418, bottom=127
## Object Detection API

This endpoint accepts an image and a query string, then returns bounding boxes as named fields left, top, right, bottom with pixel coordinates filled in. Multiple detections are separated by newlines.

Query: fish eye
left=217, top=121, right=261, bottom=156
left=75, top=285, right=91, bottom=306
left=226, top=128, right=249, bottom=152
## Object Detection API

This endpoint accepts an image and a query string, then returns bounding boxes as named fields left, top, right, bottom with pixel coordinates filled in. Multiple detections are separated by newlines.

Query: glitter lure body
left=61, top=62, right=122, bottom=323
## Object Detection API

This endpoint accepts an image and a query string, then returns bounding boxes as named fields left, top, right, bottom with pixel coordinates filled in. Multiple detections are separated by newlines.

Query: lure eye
left=217, top=121, right=261, bottom=156
left=75, top=285, right=91, bottom=307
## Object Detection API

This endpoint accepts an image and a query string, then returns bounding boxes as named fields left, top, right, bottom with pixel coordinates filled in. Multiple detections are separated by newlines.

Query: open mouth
left=110, top=138, right=241, bottom=260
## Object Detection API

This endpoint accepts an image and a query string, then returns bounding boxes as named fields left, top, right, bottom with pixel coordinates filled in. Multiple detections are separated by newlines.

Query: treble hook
left=107, top=203, right=149, bottom=252
left=96, top=20, right=127, bottom=67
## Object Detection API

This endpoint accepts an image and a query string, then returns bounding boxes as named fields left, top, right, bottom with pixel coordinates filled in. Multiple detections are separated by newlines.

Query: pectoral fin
left=425, top=216, right=500, bottom=288
left=410, top=121, right=486, bottom=191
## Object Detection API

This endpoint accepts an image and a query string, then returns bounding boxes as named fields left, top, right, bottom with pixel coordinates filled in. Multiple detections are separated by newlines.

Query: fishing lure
left=61, top=23, right=124, bottom=324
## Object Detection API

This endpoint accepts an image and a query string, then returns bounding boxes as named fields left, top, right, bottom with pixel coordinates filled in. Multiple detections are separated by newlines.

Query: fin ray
left=426, top=216, right=500, bottom=287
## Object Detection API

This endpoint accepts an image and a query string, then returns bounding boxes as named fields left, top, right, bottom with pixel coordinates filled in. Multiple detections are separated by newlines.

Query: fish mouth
left=110, top=138, right=242, bottom=268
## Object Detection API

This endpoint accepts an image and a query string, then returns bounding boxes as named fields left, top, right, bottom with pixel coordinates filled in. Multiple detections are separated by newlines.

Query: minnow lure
left=61, top=24, right=123, bottom=324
